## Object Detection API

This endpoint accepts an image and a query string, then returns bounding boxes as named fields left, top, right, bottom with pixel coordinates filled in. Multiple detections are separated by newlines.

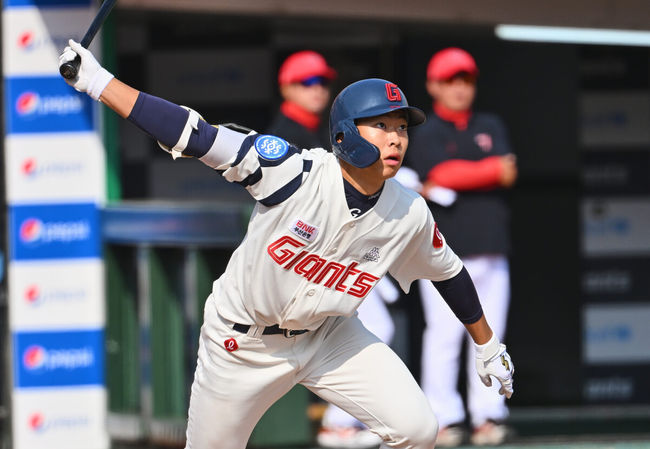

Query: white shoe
left=317, top=426, right=383, bottom=448
left=435, top=423, right=467, bottom=447
left=470, top=420, right=511, bottom=446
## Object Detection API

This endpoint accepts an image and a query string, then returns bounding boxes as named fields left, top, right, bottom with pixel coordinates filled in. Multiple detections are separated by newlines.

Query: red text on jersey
left=267, top=235, right=380, bottom=298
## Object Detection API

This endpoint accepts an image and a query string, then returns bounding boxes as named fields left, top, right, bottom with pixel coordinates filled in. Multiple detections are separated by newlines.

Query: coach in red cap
left=267, top=50, right=337, bottom=150
left=404, top=47, right=518, bottom=447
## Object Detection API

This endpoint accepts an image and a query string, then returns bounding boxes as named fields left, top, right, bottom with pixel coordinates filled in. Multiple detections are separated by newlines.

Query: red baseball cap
left=427, top=47, right=479, bottom=81
left=278, top=50, right=337, bottom=86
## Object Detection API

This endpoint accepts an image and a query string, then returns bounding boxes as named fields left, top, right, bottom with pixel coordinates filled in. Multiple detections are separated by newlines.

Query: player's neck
left=339, top=161, right=384, bottom=196
left=433, top=101, right=472, bottom=130
left=281, top=101, right=321, bottom=131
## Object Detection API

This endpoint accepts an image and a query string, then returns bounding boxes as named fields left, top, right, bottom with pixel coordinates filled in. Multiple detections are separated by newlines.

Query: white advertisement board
left=2, top=6, right=100, bottom=76
left=12, top=387, right=109, bottom=449
left=580, top=90, right=650, bottom=148
left=581, top=197, right=650, bottom=256
left=9, top=259, right=104, bottom=330
left=5, top=133, right=106, bottom=204
left=583, top=303, right=650, bottom=364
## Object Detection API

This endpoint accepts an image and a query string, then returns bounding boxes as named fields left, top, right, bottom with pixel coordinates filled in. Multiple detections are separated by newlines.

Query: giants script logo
left=385, top=83, right=402, bottom=102
left=267, top=235, right=379, bottom=298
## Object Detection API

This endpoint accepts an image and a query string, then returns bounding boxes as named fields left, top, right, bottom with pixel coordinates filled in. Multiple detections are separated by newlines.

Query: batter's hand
left=59, top=39, right=114, bottom=100
left=474, top=333, right=514, bottom=399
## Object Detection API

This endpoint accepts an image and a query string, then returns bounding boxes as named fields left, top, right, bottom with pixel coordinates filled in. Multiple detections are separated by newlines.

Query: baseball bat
left=59, top=0, right=118, bottom=80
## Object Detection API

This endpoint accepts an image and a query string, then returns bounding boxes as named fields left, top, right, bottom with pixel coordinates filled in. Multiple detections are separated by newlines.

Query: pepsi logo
left=20, top=218, right=43, bottom=243
left=22, top=345, right=94, bottom=371
left=17, top=31, right=35, bottom=50
left=26, top=410, right=90, bottom=433
left=22, top=158, right=37, bottom=176
left=16, top=92, right=39, bottom=116
left=15, top=91, right=84, bottom=117
left=18, top=217, right=91, bottom=245
left=24, top=285, right=40, bottom=304
left=23, top=345, right=46, bottom=370
left=29, top=413, right=45, bottom=432
left=23, top=284, right=86, bottom=307
left=20, top=157, right=85, bottom=179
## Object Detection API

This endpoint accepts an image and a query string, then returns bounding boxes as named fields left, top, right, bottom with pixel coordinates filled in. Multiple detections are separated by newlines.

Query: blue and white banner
left=4, top=0, right=91, bottom=7
left=13, top=329, right=104, bottom=388
left=3, top=1, right=108, bottom=447
left=5, top=76, right=95, bottom=134
left=9, top=202, right=101, bottom=261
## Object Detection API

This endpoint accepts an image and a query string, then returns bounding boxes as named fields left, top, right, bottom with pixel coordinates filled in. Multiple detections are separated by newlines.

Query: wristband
left=88, top=67, right=114, bottom=101
left=474, top=332, right=500, bottom=359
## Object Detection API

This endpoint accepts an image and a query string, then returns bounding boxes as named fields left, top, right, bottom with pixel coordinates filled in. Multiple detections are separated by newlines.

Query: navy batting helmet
left=329, top=78, right=425, bottom=168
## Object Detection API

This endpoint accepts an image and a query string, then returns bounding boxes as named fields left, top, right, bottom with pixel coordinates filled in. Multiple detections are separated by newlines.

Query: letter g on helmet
left=329, top=78, right=425, bottom=168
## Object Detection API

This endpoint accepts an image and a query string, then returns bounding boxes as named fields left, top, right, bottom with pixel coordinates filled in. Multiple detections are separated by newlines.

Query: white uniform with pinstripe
left=185, top=126, right=463, bottom=449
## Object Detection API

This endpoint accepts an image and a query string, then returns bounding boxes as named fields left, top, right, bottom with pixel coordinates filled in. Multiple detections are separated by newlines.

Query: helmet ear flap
left=331, top=120, right=380, bottom=168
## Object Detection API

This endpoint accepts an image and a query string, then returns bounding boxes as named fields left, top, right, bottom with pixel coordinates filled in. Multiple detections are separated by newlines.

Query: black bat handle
left=59, top=0, right=116, bottom=80
left=60, top=54, right=81, bottom=80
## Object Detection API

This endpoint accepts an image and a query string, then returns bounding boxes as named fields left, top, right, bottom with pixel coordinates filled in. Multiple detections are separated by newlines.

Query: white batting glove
left=475, top=333, right=514, bottom=399
left=59, top=39, right=114, bottom=101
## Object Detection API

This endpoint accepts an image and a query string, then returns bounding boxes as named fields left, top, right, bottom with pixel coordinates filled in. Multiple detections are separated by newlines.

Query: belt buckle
left=283, top=328, right=296, bottom=338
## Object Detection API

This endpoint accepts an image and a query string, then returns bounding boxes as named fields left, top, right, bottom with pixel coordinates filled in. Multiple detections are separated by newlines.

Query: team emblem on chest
left=474, top=133, right=493, bottom=152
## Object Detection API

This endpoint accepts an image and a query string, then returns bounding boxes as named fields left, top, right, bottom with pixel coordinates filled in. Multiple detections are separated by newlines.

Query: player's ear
left=426, top=79, right=438, bottom=98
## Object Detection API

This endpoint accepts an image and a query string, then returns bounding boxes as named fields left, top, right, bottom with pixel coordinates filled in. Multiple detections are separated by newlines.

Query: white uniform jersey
left=202, top=128, right=463, bottom=330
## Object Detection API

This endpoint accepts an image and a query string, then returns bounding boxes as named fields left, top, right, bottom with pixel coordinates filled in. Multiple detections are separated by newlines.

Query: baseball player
left=404, top=47, right=518, bottom=446
left=267, top=50, right=336, bottom=150
left=268, top=49, right=396, bottom=448
left=59, top=40, right=515, bottom=449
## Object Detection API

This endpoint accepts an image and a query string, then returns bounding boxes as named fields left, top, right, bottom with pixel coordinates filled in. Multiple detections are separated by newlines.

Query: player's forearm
left=99, top=78, right=140, bottom=119
left=428, top=157, right=502, bottom=191
left=431, top=266, right=483, bottom=324
left=464, top=314, right=493, bottom=345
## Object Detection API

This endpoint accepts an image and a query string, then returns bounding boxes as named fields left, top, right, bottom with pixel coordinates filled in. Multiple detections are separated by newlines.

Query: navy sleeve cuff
left=432, top=266, right=484, bottom=324
left=127, top=92, right=217, bottom=158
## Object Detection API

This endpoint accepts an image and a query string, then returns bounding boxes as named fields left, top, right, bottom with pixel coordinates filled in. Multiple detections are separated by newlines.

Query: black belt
left=232, top=323, right=309, bottom=338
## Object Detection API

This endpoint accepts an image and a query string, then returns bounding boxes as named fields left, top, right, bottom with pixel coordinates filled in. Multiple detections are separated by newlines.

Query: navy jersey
left=405, top=111, right=513, bottom=256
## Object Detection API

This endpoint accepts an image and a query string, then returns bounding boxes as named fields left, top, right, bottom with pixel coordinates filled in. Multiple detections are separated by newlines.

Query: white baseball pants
left=321, top=277, right=399, bottom=429
left=418, top=255, right=510, bottom=429
left=185, top=293, right=437, bottom=449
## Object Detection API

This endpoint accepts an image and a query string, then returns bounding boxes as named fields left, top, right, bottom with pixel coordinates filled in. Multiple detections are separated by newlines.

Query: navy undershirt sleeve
left=127, top=92, right=217, bottom=158
left=432, top=266, right=484, bottom=324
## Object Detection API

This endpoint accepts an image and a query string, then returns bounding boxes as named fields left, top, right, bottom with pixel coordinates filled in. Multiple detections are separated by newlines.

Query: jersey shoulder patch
left=254, top=135, right=289, bottom=160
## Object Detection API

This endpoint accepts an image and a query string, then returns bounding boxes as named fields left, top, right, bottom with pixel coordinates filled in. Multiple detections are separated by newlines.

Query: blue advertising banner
left=9, top=203, right=100, bottom=261
left=4, top=0, right=91, bottom=8
left=5, top=76, right=94, bottom=134
left=13, top=329, right=104, bottom=388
